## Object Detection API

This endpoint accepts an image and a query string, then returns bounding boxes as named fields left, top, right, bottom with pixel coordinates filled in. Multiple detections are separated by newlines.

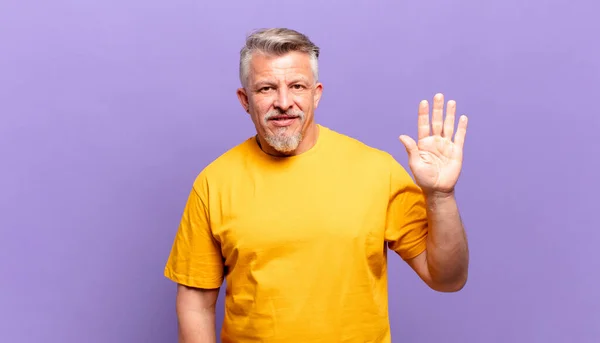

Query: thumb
left=399, top=135, right=419, bottom=158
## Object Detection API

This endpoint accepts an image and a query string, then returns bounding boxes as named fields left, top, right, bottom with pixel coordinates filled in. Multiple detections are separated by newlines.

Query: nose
left=273, top=87, right=293, bottom=111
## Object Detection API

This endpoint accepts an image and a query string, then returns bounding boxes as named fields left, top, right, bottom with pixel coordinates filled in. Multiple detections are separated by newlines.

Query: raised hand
left=399, top=93, right=468, bottom=196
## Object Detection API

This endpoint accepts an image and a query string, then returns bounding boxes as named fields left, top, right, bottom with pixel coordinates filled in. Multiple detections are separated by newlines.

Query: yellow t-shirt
left=164, top=124, right=429, bottom=342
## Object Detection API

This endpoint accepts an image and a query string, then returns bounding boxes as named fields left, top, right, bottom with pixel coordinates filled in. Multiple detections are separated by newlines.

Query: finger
left=417, top=100, right=430, bottom=140
left=454, top=115, right=468, bottom=151
left=443, top=100, right=456, bottom=139
left=399, top=135, right=419, bottom=161
left=431, top=93, right=444, bottom=136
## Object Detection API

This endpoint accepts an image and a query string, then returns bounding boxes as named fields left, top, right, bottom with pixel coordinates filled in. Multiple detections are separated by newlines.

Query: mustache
left=264, top=109, right=305, bottom=120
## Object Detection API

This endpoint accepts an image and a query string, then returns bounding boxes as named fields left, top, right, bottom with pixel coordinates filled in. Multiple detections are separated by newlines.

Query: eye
left=291, top=84, right=305, bottom=90
left=259, top=86, right=274, bottom=93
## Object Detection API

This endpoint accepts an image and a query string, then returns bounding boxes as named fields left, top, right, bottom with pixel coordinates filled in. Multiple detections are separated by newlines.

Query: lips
left=268, top=114, right=299, bottom=127
left=269, top=115, right=298, bottom=121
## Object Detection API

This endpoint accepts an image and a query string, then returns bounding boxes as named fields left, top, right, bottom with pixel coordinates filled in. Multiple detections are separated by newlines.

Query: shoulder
left=323, top=125, right=415, bottom=185
left=322, top=125, right=400, bottom=168
left=190, top=136, right=255, bottom=192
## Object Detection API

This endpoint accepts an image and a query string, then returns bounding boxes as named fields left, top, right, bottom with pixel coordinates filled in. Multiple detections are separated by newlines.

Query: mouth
left=268, top=115, right=300, bottom=127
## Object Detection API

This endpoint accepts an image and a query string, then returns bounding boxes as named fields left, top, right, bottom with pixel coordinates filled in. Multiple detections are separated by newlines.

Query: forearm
left=424, top=191, right=469, bottom=290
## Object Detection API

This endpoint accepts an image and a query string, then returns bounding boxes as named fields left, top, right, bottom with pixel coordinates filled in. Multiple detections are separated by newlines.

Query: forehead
left=248, top=51, right=313, bottom=83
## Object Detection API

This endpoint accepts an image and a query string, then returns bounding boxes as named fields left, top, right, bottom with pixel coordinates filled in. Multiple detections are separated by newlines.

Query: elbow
left=428, top=273, right=468, bottom=293
left=425, top=252, right=469, bottom=293
left=431, top=279, right=467, bottom=293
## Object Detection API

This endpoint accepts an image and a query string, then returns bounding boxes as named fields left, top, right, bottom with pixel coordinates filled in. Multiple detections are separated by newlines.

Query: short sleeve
left=385, top=155, right=429, bottom=260
left=164, top=174, right=224, bottom=289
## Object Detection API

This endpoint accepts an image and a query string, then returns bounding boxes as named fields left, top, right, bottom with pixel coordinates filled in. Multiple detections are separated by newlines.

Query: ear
left=313, top=82, right=323, bottom=108
left=236, top=87, right=250, bottom=113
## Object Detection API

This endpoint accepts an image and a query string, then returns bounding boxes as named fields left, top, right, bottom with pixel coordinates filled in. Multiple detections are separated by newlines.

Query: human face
left=237, top=51, right=323, bottom=156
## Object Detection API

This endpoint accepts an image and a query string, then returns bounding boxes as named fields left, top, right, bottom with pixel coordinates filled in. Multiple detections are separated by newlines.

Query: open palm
left=399, top=93, right=468, bottom=195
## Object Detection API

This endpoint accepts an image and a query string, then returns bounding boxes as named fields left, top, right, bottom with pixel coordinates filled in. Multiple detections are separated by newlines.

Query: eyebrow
left=287, top=77, right=310, bottom=85
left=252, top=81, right=277, bottom=88
left=252, top=78, right=311, bottom=88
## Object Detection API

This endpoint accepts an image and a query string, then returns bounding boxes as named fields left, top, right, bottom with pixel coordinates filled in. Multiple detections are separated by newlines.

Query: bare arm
left=399, top=94, right=470, bottom=293
left=176, top=284, right=220, bottom=343
left=406, top=191, right=468, bottom=292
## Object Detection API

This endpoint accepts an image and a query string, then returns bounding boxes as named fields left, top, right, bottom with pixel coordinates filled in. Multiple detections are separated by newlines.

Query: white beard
left=262, top=109, right=306, bottom=153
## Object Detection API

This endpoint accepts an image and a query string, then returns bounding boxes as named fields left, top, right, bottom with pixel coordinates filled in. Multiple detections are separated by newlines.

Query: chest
left=208, top=168, right=389, bottom=266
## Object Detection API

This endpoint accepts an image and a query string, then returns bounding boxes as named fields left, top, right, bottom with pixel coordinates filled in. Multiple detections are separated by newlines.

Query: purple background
left=1, top=0, right=599, bottom=342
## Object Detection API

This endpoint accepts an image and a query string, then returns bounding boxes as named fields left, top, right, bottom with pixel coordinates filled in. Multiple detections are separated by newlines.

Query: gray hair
left=239, top=28, right=320, bottom=88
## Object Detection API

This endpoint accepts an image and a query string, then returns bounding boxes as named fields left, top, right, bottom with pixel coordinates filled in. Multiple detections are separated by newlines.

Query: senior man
left=165, top=27, right=470, bottom=343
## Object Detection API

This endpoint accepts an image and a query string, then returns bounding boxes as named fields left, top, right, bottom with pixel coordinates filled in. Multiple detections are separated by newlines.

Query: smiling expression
left=237, top=51, right=323, bottom=156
